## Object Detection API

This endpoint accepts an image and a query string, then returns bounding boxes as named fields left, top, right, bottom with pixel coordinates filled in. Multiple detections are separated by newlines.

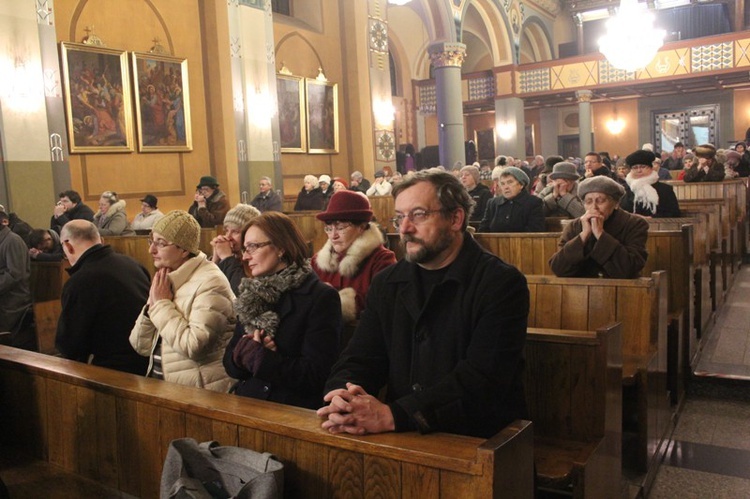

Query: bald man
left=56, top=220, right=150, bottom=374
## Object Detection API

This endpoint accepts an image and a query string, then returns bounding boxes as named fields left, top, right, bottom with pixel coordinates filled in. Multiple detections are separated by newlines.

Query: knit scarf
left=235, top=261, right=311, bottom=338
left=625, top=171, right=659, bottom=215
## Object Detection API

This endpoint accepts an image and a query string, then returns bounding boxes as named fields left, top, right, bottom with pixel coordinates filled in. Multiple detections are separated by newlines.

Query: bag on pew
left=161, top=438, right=284, bottom=499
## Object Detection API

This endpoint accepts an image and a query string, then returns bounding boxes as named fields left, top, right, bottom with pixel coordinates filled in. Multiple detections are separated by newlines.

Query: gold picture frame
left=277, top=74, right=307, bottom=153
left=305, top=78, right=339, bottom=154
left=60, top=42, right=134, bottom=153
left=131, top=52, right=193, bottom=152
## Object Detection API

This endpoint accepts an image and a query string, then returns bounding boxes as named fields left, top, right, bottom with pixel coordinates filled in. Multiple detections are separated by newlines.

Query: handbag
left=160, top=438, right=283, bottom=499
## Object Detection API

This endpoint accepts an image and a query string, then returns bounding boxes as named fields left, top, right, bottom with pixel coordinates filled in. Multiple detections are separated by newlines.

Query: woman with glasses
left=223, top=212, right=342, bottom=409
left=130, top=210, right=235, bottom=392
left=94, top=190, right=134, bottom=236
left=619, top=149, right=680, bottom=218
left=312, top=191, right=396, bottom=323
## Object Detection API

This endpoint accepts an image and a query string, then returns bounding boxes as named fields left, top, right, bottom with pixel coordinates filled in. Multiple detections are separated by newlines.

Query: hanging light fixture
left=387, top=0, right=412, bottom=5
left=598, top=0, right=665, bottom=72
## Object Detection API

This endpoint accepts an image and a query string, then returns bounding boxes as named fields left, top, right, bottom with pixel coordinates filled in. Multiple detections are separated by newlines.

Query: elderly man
left=662, top=142, right=685, bottom=171
left=349, top=171, right=371, bottom=193
left=317, top=170, right=529, bottom=438
left=188, top=175, right=230, bottom=228
left=211, top=203, right=261, bottom=293
left=583, top=152, right=614, bottom=179
left=0, top=208, right=33, bottom=350
left=250, top=176, right=282, bottom=212
left=549, top=176, right=648, bottom=279
left=50, top=190, right=95, bottom=234
left=459, top=164, right=492, bottom=222
left=537, top=162, right=584, bottom=218
left=130, top=211, right=235, bottom=392
left=56, top=220, right=150, bottom=374
left=684, top=144, right=725, bottom=182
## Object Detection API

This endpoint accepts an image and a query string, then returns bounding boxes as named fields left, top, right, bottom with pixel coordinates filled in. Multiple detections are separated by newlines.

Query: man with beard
left=317, top=170, right=529, bottom=438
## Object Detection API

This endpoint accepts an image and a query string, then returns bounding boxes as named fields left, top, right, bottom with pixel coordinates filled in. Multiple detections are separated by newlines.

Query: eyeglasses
left=630, top=164, right=651, bottom=170
left=323, top=222, right=353, bottom=234
left=390, top=209, right=445, bottom=229
left=147, top=238, right=175, bottom=249
left=243, top=241, right=273, bottom=255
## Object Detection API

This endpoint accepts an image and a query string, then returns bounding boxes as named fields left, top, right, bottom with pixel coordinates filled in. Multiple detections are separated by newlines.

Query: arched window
left=389, top=52, right=399, bottom=97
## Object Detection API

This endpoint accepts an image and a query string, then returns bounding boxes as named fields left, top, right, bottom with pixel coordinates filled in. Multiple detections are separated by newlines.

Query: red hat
left=316, top=191, right=373, bottom=223
left=332, top=177, right=348, bottom=188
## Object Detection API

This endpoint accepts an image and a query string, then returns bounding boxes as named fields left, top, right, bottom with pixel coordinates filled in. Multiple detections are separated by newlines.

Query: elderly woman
left=94, top=191, right=134, bottom=236
left=332, top=177, right=348, bottom=192
left=211, top=203, right=261, bottom=293
left=620, top=149, right=680, bottom=218
left=684, top=144, right=725, bottom=182
left=223, top=212, right=342, bottom=409
left=479, top=167, right=544, bottom=233
left=549, top=176, right=649, bottom=279
left=130, top=211, right=235, bottom=392
left=132, top=194, right=164, bottom=232
left=294, top=174, right=326, bottom=211
left=536, top=162, right=584, bottom=219
left=312, top=191, right=396, bottom=323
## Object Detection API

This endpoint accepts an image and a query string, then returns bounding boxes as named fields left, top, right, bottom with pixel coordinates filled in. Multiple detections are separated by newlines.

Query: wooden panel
left=369, top=196, right=395, bottom=232
left=34, top=300, right=61, bottom=356
left=402, top=462, right=439, bottom=499
left=295, top=440, right=330, bottom=499
left=116, top=397, right=142, bottom=497
left=364, top=455, right=401, bottom=498
left=560, top=285, right=589, bottom=330
left=30, top=261, right=70, bottom=302
left=136, top=401, right=162, bottom=498
left=329, top=449, right=364, bottom=498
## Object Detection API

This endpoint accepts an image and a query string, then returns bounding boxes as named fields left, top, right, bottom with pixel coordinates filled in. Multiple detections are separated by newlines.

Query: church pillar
left=428, top=42, right=466, bottom=168
left=577, top=89, right=593, bottom=156
left=494, top=97, right=526, bottom=160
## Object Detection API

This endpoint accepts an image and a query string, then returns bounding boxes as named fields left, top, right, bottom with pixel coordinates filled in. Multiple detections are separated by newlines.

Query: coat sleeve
left=0, top=235, right=29, bottom=295
left=557, top=193, right=585, bottom=218
left=683, top=166, right=702, bottom=183
left=129, top=306, right=158, bottom=356
left=587, top=216, right=649, bottom=278
left=659, top=186, right=681, bottom=217
left=549, top=222, right=588, bottom=277
left=478, top=199, right=495, bottom=232
left=253, top=285, right=342, bottom=397
left=56, top=280, right=96, bottom=361
left=98, top=212, right=129, bottom=236
left=148, top=280, right=234, bottom=360
left=195, top=197, right=230, bottom=227
left=525, top=197, right=546, bottom=232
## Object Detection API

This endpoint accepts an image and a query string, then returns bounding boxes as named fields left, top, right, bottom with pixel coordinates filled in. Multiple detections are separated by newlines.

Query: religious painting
left=276, top=74, right=306, bottom=153
left=475, top=128, right=495, bottom=161
left=306, top=79, right=338, bottom=154
left=60, top=42, right=134, bottom=153
left=131, top=52, right=193, bottom=152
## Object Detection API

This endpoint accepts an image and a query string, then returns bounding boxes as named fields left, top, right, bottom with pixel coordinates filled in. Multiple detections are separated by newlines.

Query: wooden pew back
left=0, top=347, right=534, bottom=499
left=29, top=261, right=70, bottom=302
left=283, top=211, right=327, bottom=255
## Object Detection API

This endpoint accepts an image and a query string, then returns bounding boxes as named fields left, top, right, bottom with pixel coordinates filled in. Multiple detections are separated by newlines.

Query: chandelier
left=387, top=0, right=412, bottom=5
left=598, top=0, right=665, bottom=72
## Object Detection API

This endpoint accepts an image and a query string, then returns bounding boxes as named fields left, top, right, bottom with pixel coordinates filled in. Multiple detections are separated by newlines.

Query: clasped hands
left=147, top=268, right=174, bottom=306
left=316, top=383, right=395, bottom=435
left=579, top=209, right=604, bottom=243
left=210, top=235, right=233, bottom=262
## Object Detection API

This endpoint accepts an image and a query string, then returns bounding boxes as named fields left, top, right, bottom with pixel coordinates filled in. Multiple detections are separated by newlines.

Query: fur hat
left=694, top=144, right=717, bottom=159
left=500, top=166, right=530, bottom=187
left=224, top=203, right=260, bottom=229
left=319, top=174, right=332, bottom=185
left=152, top=210, right=201, bottom=254
left=316, top=190, right=373, bottom=223
left=549, top=162, right=579, bottom=180
left=196, top=175, right=219, bottom=188
left=641, top=143, right=654, bottom=152
left=578, top=176, right=626, bottom=202
left=544, top=155, right=564, bottom=173
left=625, top=149, right=657, bottom=167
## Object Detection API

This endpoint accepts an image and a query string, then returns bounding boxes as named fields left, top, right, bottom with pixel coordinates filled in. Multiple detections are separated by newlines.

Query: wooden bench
left=0, top=346, right=534, bottom=499
left=29, top=261, right=69, bottom=302
left=283, top=211, right=327, bottom=254
left=525, top=273, right=670, bottom=486
left=527, top=324, right=622, bottom=498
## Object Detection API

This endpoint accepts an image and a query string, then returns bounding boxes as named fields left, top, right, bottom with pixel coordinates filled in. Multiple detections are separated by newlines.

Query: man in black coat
left=56, top=220, right=150, bottom=375
left=50, top=190, right=95, bottom=234
left=318, top=170, right=529, bottom=439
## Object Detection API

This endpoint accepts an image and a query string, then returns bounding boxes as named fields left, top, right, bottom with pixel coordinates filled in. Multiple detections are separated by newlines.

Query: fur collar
left=625, top=171, right=659, bottom=215
left=96, top=199, right=127, bottom=221
left=315, top=222, right=384, bottom=277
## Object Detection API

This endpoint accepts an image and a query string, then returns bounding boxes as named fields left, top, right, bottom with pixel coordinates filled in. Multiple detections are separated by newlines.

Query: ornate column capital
left=428, top=42, right=466, bottom=69
left=576, top=89, right=593, bottom=103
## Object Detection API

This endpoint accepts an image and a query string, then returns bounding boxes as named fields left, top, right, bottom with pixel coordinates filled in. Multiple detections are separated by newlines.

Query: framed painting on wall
left=276, top=74, right=306, bottom=153
left=60, top=42, right=134, bottom=153
left=131, top=52, right=193, bottom=152
left=306, top=78, right=338, bottom=154
left=474, top=128, right=495, bottom=161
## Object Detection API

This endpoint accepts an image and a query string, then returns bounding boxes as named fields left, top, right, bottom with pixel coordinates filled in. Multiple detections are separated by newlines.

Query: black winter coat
left=50, top=203, right=95, bottom=234
left=620, top=181, right=681, bottom=218
left=293, top=187, right=326, bottom=211
left=56, top=245, right=150, bottom=375
left=326, top=234, right=529, bottom=438
left=478, top=190, right=545, bottom=232
left=224, top=273, right=342, bottom=409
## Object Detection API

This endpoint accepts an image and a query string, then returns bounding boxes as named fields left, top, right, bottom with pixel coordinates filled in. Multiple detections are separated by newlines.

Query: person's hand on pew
left=148, top=268, right=174, bottom=306
left=317, top=382, right=395, bottom=435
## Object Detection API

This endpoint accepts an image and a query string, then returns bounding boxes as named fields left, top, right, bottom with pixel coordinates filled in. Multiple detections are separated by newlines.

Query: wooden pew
left=525, top=273, right=670, bottom=485
left=283, top=211, right=327, bottom=255
left=0, top=346, right=534, bottom=499
left=104, top=228, right=219, bottom=277
left=32, top=300, right=61, bottom=356
left=368, top=195, right=396, bottom=232
left=29, top=261, right=70, bottom=302
left=527, top=324, right=622, bottom=499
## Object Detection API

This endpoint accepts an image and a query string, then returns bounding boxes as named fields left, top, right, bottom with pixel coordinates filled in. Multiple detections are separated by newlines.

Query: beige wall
left=733, top=89, right=750, bottom=142
left=592, top=99, right=639, bottom=158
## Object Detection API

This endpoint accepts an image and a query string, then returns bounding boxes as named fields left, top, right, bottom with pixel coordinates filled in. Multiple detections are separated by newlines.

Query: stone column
left=428, top=42, right=466, bottom=168
left=575, top=14, right=584, bottom=56
left=577, top=90, right=593, bottom=156
left=494, top=97, right=526, bottom=160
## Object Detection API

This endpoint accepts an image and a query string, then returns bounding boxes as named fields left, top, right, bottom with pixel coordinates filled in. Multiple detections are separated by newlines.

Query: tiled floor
left=648, top=266, right=750, bottom=497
